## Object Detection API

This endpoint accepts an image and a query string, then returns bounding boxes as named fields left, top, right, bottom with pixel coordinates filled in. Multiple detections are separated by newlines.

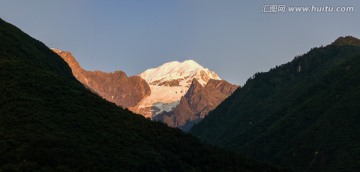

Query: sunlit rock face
left=154, top=79, right=239, bottom=131
left=52, top=48, right=151, bottom=108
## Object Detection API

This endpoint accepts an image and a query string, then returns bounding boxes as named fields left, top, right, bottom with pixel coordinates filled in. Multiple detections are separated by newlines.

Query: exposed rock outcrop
left=154, top=79, right=239, bottom=131
left=52, top=49, right=151, bottom=108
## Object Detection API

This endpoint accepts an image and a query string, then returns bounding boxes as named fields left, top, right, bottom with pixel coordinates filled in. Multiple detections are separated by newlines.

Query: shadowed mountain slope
left=191, top=36, right=360, bottom=171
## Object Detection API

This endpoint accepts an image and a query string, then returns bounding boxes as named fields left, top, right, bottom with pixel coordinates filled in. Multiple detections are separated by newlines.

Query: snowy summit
left=139, top=60, right=220, bottom=87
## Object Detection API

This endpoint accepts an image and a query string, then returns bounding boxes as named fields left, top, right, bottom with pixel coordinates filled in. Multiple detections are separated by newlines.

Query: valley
left=1, top=1, right=359, bottom=171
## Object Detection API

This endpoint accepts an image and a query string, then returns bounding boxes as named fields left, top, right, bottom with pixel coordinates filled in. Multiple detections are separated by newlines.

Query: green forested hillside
left=0, top=18, right=281, bottom=171
left=191, top=36, right=360, bottom=171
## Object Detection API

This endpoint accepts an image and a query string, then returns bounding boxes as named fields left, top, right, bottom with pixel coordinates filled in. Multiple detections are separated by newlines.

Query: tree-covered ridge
left=191, top=36, right=360, bottom=171
left=0, top=18, right=283, bottom=171
left=332, top=36, right=360, bottom=46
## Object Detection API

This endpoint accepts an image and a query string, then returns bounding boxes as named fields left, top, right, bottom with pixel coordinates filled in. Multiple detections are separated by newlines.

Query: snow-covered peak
left=182, top=59, right=201, bottom=67
left=139, top=60, right=220, bottom=87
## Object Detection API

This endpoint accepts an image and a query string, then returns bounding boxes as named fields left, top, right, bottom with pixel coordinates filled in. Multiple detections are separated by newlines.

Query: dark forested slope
left=191, top=36, right=360, bottom=171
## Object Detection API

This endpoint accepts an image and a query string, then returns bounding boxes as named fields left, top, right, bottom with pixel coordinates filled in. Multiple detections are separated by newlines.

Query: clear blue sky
left=1, top=0, right=359, bottom=85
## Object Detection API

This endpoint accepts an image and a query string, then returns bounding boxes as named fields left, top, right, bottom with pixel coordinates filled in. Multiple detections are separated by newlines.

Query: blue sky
left=1, top=0, right=359, bottom=84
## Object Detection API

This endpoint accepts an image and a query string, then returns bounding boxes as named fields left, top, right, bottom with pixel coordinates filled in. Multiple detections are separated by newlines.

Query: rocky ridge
left=52, top=48, right=151, bottom=108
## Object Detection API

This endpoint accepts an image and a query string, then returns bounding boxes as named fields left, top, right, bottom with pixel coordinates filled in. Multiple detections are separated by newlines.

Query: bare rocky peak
left=154, top=78, right=239, bottom=130
left=51, top=49, right=81, bottom=72
left=52, top=48, right=151, bottom=108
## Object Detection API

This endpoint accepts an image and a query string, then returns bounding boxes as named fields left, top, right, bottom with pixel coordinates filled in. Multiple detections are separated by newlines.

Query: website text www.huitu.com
left=262, top=5, right=354, bottom=13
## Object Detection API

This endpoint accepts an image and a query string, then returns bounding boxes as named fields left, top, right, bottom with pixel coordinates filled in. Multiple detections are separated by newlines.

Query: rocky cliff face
left=52, top=49, right=151, bottom=108
left=154, top=79, right=238, bottom=131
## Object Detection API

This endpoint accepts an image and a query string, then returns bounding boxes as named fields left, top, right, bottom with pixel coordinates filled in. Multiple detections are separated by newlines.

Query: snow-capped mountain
left=131, top=60, right=221, bottom=118
left=53, top=52, right=229, bottom=122
left=139, top=60, right=220, bottom=87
